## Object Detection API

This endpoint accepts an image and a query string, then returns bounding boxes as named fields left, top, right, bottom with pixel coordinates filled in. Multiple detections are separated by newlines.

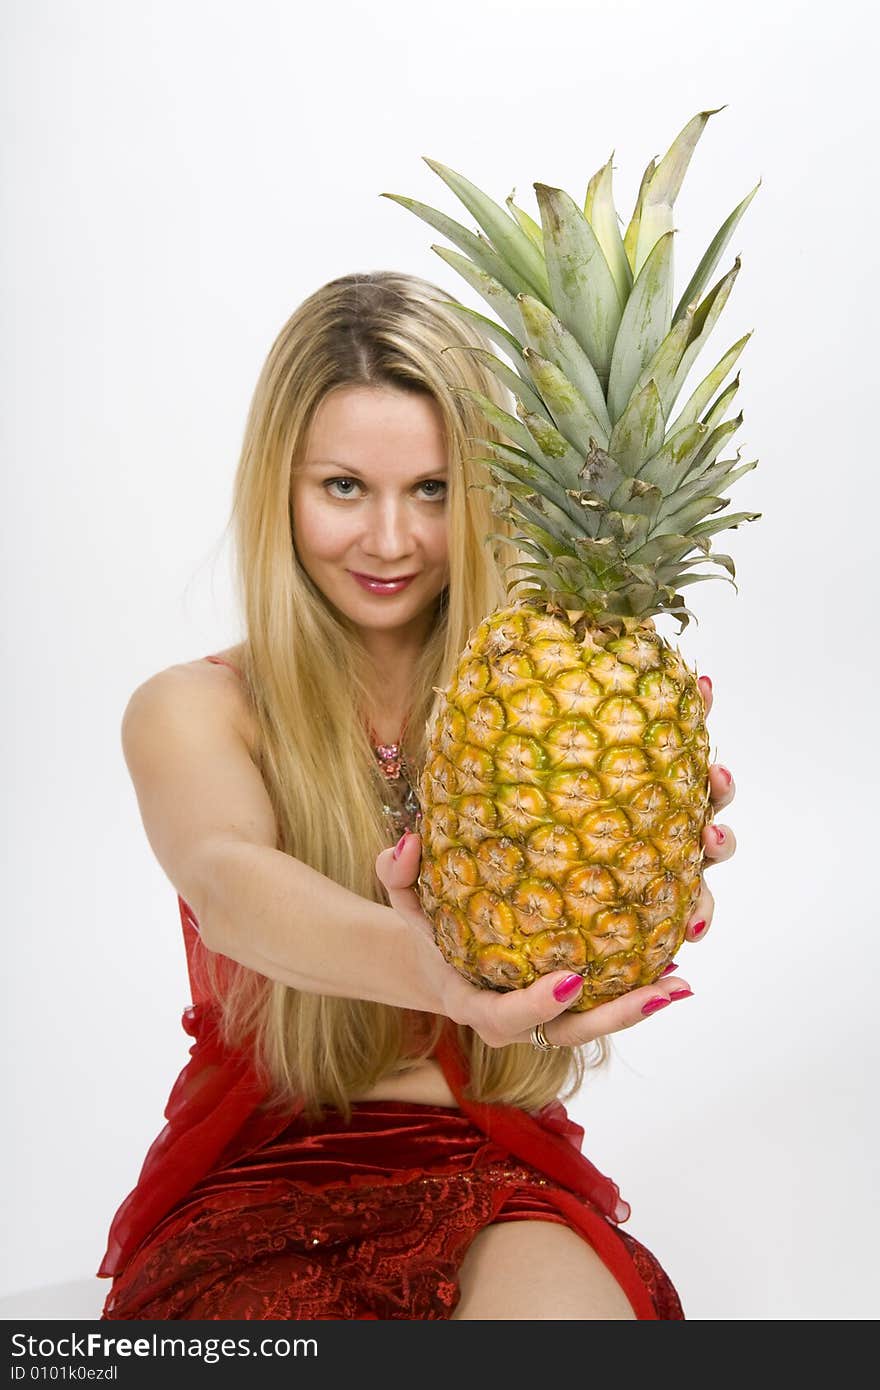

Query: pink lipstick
left=349, top=571, right=416, bottom=596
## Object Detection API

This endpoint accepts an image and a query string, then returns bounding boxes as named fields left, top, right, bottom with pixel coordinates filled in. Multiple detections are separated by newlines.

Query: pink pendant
left=374, top=741, right=403, bottom=779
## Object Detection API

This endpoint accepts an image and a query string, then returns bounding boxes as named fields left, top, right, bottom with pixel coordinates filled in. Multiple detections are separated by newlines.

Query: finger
left=708, top=762, right=735, bottom=812
left=375, top=835, right=433, bottom=941
left=702, top=821, right=736, bottom=865
left=467, top=959, right=695, bottom=1050
left=697, top=674, right=713, bottom=714
left=503, top=973, right=695, bottom=1050
left=683, top=879, right=714, bottom=942
left=466, top=969, right=588, bottom=1048
left=376, top=831, right=422, bottom=889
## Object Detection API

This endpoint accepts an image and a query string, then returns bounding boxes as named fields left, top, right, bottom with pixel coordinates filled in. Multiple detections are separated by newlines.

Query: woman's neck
left=359, top=637, right=425, bottom=744
left=365, top=681, right=416, bottom=746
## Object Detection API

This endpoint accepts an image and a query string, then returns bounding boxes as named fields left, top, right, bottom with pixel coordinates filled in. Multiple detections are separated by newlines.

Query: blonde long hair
left=205, top=271, right=609, bottom=1121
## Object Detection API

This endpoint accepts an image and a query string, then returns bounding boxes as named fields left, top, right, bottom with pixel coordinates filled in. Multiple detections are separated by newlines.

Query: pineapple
left=383, top=108, right=760, bottom=1011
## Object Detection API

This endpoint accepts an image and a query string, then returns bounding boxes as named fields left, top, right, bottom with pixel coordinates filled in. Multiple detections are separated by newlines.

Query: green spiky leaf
left=535, top=183, right=621, bottom=380
left=607, top=230, right=675, bottom=425
left=388, top=112, right=760, bottom=625
left=422, top=158, right=551, bottom=301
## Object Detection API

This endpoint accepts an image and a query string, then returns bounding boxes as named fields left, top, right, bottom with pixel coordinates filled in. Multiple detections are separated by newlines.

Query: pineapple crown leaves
left=463, top=365, right=760, bottom=632
left=584, top=151, right=632, bottom=310
left=438, top=341, right=547, bottom=419
left=628, top=108, right=726, bottom=279
left=381, top=108, right=761, bottom=627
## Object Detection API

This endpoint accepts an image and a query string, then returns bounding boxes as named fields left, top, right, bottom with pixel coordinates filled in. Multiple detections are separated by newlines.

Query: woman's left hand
left=686, top=674, right=737, bottom=944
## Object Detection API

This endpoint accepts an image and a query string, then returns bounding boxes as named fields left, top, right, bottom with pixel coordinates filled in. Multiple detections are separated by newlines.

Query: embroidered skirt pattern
left=101, top=1100, right=682, bottom=1320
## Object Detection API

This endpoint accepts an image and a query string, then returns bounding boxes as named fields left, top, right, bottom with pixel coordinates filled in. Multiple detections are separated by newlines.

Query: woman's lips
left=349, top=570, right=417, bottom=596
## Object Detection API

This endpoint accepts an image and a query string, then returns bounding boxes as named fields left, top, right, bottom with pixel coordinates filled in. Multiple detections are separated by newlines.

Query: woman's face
left=291, top=384, right=451, bottom=642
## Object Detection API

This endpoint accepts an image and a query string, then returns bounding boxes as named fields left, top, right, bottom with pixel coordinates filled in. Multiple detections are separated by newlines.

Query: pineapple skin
left=417, top=603, right=710, bottom=1012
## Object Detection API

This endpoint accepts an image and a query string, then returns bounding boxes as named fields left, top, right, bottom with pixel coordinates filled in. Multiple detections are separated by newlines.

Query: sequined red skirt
left=101, top=1100, right=682, bottom=1320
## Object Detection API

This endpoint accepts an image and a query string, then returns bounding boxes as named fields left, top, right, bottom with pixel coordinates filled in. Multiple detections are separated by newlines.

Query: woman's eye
left=325, top=478, right=361, bottom=498
left=322, top=478, right=444, bottom=500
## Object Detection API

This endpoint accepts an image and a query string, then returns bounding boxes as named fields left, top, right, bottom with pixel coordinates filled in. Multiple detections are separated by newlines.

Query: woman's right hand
left=375, top=832, right=694, bottom=1050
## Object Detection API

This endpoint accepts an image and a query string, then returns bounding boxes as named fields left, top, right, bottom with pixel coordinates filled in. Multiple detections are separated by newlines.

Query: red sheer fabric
left=96, top=654, right=684, bottom=1319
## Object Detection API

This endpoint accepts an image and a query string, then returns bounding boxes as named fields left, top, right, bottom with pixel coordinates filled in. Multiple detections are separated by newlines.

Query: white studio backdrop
left=3, top=0, right=877, bottom=1321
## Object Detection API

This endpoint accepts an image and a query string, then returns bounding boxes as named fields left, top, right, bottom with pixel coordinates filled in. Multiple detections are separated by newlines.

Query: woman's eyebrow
left=305, top=459, right=448, bottom=481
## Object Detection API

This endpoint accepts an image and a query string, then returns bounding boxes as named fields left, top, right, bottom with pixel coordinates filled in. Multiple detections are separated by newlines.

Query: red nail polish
left=699, top=675, right=713, bottom=691
left=392, top=832, right=408, bottom=860
left=642, top=996, right=671, bottom=1016
left=553, top=973, right=583, bottom=1002
left=717, top=765, right=732, bottom=784
left=669, top=988, right=694, bottom=1001
left=691, top=920, right=707, bottom=937
left=660, top=962, right=678, bottom=977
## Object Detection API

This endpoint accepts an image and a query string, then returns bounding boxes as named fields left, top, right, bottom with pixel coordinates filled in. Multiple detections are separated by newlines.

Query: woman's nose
left=362, top=499, right=414, bottom=560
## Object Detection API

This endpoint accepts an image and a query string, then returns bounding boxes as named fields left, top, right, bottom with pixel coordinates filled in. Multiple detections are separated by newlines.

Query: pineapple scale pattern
left=418, top=606, right=709, bottom=1010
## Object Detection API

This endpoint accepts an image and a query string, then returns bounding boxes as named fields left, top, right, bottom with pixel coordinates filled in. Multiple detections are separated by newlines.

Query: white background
left=3, top=0, right=878, bottom=1320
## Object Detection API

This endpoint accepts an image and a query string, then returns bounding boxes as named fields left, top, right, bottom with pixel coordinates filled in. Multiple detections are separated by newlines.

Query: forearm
left=195, top=839, right=445, bottom=1015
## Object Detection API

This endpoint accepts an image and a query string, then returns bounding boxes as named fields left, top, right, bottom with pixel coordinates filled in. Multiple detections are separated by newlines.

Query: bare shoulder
left=142, top=644, right=258, bottom=754
left=120, top=644, right=276, bottom=921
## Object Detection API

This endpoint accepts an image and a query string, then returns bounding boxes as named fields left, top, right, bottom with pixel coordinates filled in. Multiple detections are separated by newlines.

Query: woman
left=97, top=271, right=736, bottom=1320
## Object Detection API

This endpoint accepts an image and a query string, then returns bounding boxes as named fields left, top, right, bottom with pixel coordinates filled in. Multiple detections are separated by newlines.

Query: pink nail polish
left=392, top=832, right=408, bottom=860
left=709, top=825, right=725, bottom=844
left=641, top=996, right=671, bottom=1016
left=699, top=675, right=713, bottom=692
left=553, top=973, right=583, bottom=1002
left=669, top=988, right=694, bottom=1001
left=717, top=765, right=732, bottom=784
left=660, top=962, right=678, bottom=977
left=691, top=920, right=707, bottom=937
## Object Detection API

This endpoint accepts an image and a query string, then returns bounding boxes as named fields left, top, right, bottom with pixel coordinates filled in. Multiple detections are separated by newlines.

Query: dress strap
left=203, top=654, right=243, bottom=679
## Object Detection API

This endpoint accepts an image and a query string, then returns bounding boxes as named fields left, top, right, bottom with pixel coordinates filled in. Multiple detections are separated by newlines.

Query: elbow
left=182, top=887, right=221, bottom=953
left=187, top=836, right=264, bottom=957
left=185, top=839, right=233, bottom=953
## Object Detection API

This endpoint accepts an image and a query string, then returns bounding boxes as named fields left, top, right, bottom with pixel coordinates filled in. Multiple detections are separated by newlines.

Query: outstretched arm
left=124, top=662, right=734, bottom=1044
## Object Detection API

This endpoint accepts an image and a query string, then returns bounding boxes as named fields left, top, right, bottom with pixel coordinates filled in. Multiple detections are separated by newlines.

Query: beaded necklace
left=367, top=718, right=422, bottom=840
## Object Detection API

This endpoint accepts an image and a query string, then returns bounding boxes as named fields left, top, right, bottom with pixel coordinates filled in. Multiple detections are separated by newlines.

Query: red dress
left=96, top=655, right=684, bottom=1321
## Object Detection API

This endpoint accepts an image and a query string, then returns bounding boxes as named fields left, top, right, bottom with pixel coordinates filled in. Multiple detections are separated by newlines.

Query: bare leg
left=452, top=1220, right=637, bottom=1321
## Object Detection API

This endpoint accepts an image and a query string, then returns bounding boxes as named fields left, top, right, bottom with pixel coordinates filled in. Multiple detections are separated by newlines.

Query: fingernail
left=708, top=825, right=725, bottom=844
left=553, top=973, right=583, bottom=1002
left=660, top=961, right=678, bottom=977
left=392, top=832, right=409, bottom=860
left=669, top=988, right=694, bottom=1001
left=641, top=996, right=671, bottom=1016
left=717, top=765, right=732, bottom=784
left=691, top=920, right=707, bottom=937
left=699, top=675, right=713, bottom=692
